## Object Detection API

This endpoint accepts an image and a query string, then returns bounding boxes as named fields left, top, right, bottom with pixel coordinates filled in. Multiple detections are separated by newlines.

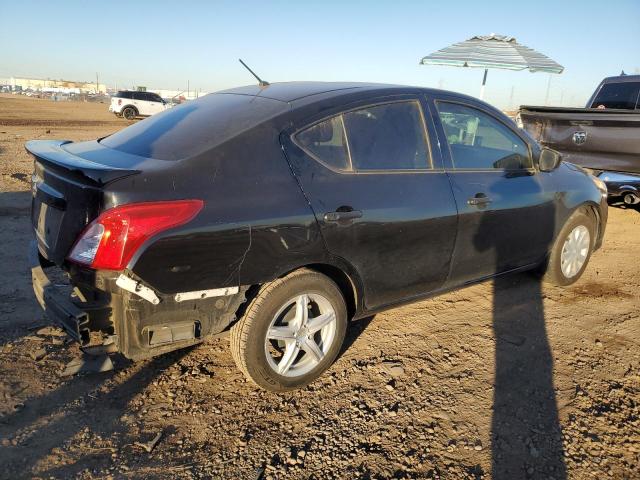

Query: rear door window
left=295, top=100, right=431, bottom=172
left=295, top=116, right=350, bottom=171
left=437, top=102, right=531, bottom=170
left=590, top=82, right=640, bottom=109
left=343, top=102, right=430, bottom=171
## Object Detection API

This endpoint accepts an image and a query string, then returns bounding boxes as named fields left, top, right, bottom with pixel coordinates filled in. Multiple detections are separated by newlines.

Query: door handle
left=324, top=209, right=363, bottom=223
left=467, top=193, right=492, bottom=206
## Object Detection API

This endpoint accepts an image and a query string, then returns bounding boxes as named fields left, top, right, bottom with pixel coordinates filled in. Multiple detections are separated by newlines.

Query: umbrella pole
left=544, top=74, right=552, bottom=105
left=479, top=68, right=488, bottom=100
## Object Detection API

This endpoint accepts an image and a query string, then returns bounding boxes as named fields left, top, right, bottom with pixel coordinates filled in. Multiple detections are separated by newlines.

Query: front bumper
left=29, top=240, right=91, bottom=344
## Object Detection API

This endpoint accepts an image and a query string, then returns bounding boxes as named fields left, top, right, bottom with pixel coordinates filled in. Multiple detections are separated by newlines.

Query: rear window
left=114, top=91, right=133, bottom=99
left=100, top=94, right=289, bottom=160
left=590, top=82, right=640, bottom=109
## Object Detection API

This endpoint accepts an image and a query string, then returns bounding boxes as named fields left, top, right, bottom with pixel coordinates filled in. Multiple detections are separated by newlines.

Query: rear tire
left=230, top=269, right=347, bottom=392
left=122, top=106, right=137, bottom=120
left=540, top=210, right=595, bottom=286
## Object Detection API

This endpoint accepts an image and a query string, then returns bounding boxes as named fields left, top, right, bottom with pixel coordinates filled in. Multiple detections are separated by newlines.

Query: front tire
left=541, top=210, right=595, bottom=286
left=230, top=269, right=347, bottom=392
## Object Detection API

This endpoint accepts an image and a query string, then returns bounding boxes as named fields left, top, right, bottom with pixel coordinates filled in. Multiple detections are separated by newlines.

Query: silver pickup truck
left=518, top=74, right=640, bottom=206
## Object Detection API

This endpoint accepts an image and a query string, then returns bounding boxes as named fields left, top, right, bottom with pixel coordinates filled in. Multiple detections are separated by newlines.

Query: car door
left=282, top=96, right=458, bottom=310
left=431, top=98, right=557, bottom=286
left=146, top=93, right=166, bottom=115
left=138, top=93, right=156, bottom=115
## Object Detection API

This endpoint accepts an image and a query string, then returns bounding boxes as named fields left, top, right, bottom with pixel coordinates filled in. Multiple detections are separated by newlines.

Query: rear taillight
left=118, top=99, right=122, bottom=105
left=67, top=200, right=204, bottom=271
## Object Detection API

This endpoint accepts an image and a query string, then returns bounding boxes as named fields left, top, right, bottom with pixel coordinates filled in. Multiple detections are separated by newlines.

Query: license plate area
left=32, top=197, right=64, bottom=257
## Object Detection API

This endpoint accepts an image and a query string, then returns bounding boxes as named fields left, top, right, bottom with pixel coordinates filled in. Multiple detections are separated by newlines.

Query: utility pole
left=96, top=72, right=99, bottom=94
left=187, top=80, right=190, bottom=99
left=508, top=85, right=515, bottom=111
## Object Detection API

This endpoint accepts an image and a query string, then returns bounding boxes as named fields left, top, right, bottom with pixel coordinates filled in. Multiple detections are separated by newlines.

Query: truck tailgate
left=519, top=107, right=640, bottom=174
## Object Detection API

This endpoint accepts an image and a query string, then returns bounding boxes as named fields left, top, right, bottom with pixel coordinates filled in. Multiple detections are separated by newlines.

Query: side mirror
left=538, top=148, right=562, bottom=172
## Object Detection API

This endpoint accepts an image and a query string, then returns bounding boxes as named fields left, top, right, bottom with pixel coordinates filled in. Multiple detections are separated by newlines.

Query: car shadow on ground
left=0, top=348, right=191, bottom=478
left=473, top=184, right=566, bottom=479
left=337, top=315, right=376, bottom=362
left=335, top=226, right=568, bottom=477
left=619, top=204, right=640, bottom=214
left=489, top=273, right=566, bottom=479
left=0, top=191, right=41, bottom=349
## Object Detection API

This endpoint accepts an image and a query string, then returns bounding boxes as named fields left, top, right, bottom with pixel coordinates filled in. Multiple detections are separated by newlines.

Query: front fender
left=554, top=162, right=608, bottom=248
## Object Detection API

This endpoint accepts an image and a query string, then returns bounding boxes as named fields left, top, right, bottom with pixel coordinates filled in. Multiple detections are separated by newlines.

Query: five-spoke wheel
left=265, top=293, right=337, bottom=377
left=230, top=269, right=347, bottom=391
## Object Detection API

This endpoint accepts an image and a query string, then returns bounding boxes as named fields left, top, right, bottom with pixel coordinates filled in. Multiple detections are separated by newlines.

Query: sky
left=1, top=0, right=638, bottom=109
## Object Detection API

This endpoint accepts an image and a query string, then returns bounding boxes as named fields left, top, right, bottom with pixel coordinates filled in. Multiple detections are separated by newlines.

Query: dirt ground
left=0, top=95, right=638, bottom=480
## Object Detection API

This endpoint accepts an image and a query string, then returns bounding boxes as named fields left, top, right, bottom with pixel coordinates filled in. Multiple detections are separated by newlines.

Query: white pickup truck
left=109, top=90, right=170, bottom=119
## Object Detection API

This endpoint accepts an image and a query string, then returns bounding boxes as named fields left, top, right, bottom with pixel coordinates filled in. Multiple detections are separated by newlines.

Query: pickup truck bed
left=518, top=106, right=640, bottom=174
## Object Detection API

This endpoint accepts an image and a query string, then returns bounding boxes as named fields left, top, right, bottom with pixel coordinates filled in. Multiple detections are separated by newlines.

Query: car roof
left=217, top=81, right=415, bottom=103
left=214, top=81, right=500, bottom=122
left=600, top=75, right=640, bottom=84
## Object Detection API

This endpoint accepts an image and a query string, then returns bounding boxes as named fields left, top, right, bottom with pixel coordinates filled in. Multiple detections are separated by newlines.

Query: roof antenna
left=239, top=58, right=270, bottom=87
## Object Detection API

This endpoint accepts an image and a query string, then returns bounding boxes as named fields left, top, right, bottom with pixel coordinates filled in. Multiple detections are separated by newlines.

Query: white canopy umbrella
left=420, top=34, right=564, bottom=100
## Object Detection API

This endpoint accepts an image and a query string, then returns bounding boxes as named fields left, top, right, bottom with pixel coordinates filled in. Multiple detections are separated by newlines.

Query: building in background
left=0, top=76, right=106, bottom=94
left=148, top=89, right=208, bottom=102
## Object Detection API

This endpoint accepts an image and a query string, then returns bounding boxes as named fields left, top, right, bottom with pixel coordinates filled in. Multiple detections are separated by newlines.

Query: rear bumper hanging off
left=29, top=240, right=91, bottom=345
left=29, top=240, right=249, bottom=360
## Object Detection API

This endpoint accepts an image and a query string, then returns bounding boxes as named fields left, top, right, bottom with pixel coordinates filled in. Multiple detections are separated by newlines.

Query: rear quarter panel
left=106, top=120, right=327, bottom=295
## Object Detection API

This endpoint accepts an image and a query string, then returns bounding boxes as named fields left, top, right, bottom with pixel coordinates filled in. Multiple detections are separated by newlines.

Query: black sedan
left=27, top=82, right=608, bottom=391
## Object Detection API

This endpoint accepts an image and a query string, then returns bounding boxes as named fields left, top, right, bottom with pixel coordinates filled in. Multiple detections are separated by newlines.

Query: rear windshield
left=114, top=91, right=134, bottom=99
left=590, top=82, right=640, bottom=109
left=100, top=93, right=289, bottom=160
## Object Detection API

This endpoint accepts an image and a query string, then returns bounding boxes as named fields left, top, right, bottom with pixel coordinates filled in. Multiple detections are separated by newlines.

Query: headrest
left=302, top=119, right=335, bottom=144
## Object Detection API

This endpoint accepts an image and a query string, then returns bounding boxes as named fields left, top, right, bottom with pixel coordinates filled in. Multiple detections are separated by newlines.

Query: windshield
left=100, top=93, right=289, bottom=160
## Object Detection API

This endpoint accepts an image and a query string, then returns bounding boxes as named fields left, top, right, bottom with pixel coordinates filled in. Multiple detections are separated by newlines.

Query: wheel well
left=233, top=264, right=359, bottom=329
left=305, top=263, right=358, bottom=319
left=575, top=203, right=602, bottom=247
left=122, top=104, right=138, bottom=114
left=579, top=203, right=599, bottom=232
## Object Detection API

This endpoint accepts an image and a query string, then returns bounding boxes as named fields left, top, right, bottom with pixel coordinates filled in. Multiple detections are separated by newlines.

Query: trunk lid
left=27, top=139, right=140, bottom=265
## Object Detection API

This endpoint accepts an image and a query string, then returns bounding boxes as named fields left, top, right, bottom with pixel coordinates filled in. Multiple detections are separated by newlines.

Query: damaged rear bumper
left=30, top=240, right=91, bottom=345
left=29, top=240, right=248, bottom=360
